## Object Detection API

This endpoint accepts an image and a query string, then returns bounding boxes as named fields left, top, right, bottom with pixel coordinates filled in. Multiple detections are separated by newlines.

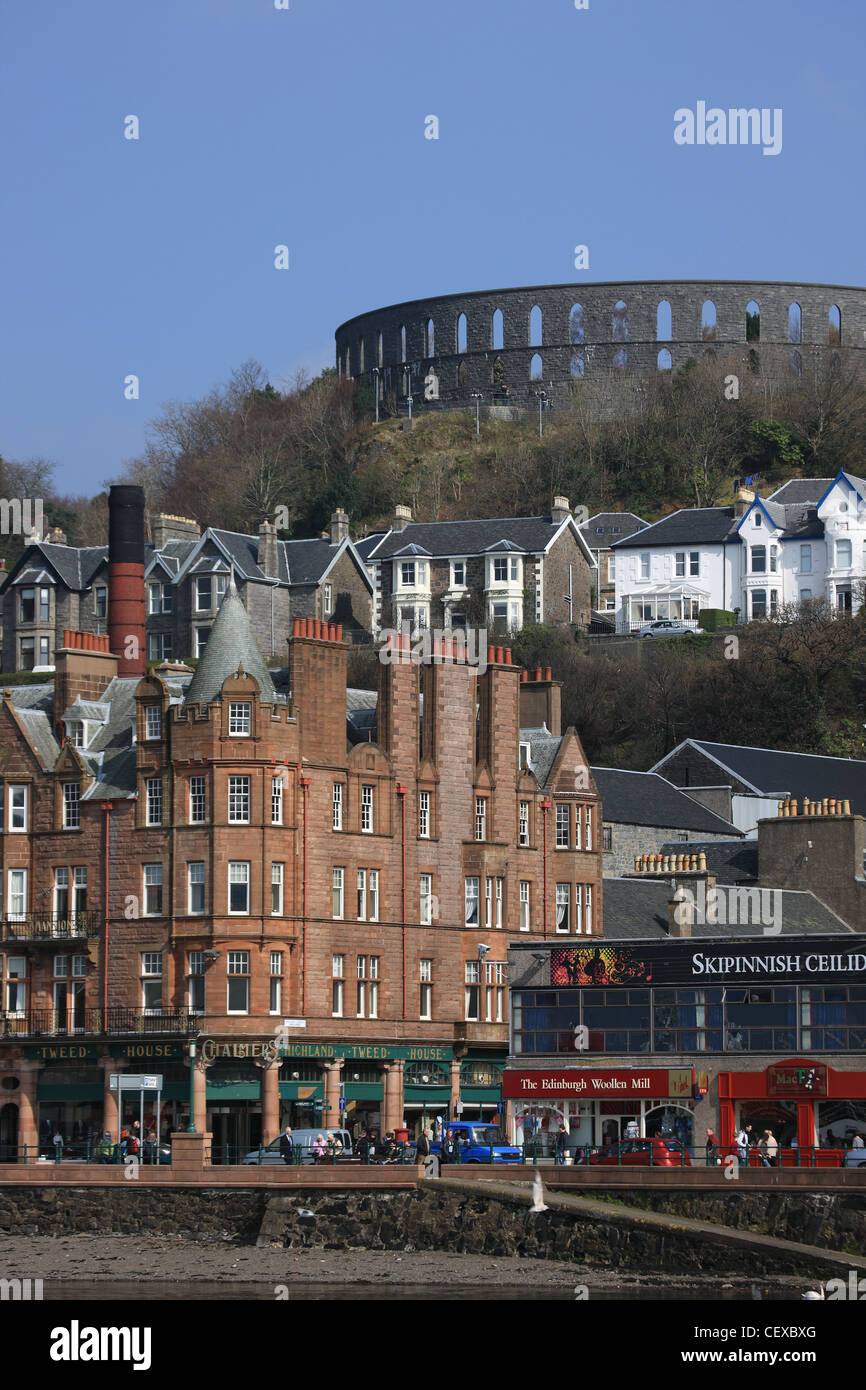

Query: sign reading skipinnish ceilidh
left=547, top=940, right=866, bottom=988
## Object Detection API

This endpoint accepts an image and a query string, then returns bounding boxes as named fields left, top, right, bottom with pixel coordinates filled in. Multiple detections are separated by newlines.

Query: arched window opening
left=569, top=303, right=585, bottom=345
left=745, top=301, right=760, bottom=342
left=829, top=305, right=841, bottom=345
left=748, top=348, right=760, bottom=374
left=612, top=300, right=628, bottom=342
left=830, top=353, right=841, bottom=377
left=530, top=305, right=543, bottom=347
left=377, top=331, right=384, bottom=367
left=426, top=318, right=435, bottom=357
left=701, top=300, right=717, bottom=341
left=657, top=348, right=672, bottom=370
left=358, top=337, right=365, bottom=372
left=400, top=324, right=407, bottom=363
left=790, top=349, right=802, bottom=377
left=492, top=356, right=505, bottom=386
left=457, top=360, right=468, bottom=388
left=492, top=308, right=504, bottom=350
left=656, top=300, right=672, bottom=341
left=613, top=347, right=628, bottom=369
left=530, top=353, right=543, bottom=380
left=457, top=313, right=468, bottom=354
left=787, top=302, right=802, bottom=344
left=570, top=352, right=585, bottom=378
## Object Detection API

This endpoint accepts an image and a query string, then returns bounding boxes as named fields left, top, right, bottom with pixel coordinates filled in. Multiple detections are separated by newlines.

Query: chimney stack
left=393, top=504, right=413, bottom=532
left=257, top=520, right=279, bottom=578
left=519, top=666, right=562, bottom=737
left=45, top=525, right=67, bottom=545
left=108, top=484, right=146, bottom=677
left=330, top=509, right=350, bottom=545
left=150, top=514, right=201, bottom=550
left=551, top=496, right=571, bottom=525
left=668, top=887, right=693, bottom=937
left=733, top=485, right=756, bottom=519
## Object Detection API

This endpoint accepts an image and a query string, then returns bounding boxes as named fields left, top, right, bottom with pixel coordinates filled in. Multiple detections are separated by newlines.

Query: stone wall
left=603, top=820, right=741, bottom=877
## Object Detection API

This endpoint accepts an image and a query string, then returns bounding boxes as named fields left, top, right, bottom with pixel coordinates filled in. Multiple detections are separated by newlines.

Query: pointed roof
left=184, top=573, right=277, bottom=708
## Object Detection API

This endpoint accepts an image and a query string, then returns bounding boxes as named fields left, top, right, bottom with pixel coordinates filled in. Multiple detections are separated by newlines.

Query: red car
left=580, top=1137, right=691, bottom=1167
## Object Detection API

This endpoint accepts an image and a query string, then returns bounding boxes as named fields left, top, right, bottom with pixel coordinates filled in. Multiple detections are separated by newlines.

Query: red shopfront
left=503, top=1067, right=696, bottom=1152
left=719, top=1059, right=866, bottom=1150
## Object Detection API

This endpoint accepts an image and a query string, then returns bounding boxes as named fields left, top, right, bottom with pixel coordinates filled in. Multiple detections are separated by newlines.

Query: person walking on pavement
left=556, top=1123, right=570, bottom=1165
left=279, top=1125, right=294, bottom=1166
left=415, top=1126, right=431, bottom=1170
left=441, top=1128, right=456, bottom=1166
left=96, top=1131, right=114, bottom=1164
left=759, top=1129, right=778, bottom=1168
left=736, top=1122, right=753, bottom=1166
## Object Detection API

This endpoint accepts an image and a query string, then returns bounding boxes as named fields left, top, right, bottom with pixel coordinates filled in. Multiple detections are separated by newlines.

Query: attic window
left=754, top=512, right=762, bottom=527
left=67, top=722, right=85, bottom=748
left=519, top=742, right=531, bottom=769
left=145, top=707, right=162, bottom=740
left=229, top=702, right=252, bottom=736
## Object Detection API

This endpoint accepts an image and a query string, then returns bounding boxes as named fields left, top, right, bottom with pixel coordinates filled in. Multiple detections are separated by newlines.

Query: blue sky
left=2, top=0, right=863, bottom=496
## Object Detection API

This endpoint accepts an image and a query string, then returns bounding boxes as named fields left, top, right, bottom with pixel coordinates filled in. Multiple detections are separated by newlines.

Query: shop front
left=503, top=1066, right=696, bottom=1153
left=719, top=1060, right=866, bottom=1150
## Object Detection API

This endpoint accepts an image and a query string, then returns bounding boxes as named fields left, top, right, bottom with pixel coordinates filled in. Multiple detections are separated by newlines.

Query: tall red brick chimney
left=108, top=484, right=146, bottom=677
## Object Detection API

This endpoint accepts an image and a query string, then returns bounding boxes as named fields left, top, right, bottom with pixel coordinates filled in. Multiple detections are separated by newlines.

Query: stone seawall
left=1, top=1182, right=862, bottom=1277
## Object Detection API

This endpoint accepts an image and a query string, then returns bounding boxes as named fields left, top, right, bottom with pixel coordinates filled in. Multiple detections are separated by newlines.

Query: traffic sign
left=109, top=1074, right=163, bottom=1091
left=338, top=1097, right=346, bottom=1111
left=281, top=1019, right=307, bottom=1029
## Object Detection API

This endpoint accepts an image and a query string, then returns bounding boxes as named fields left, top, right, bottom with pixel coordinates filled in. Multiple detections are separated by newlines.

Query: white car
left=638, top=619, right=703, bottom=638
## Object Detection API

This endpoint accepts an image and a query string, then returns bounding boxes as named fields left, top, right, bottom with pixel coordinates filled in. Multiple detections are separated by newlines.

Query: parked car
left=431, top=1122, right=522, bottom=1164
left=638, top=619, right=703, bottom=638
left=242, top=1128, right=354, bottom=1166
left=579, top=1137, right=691, bottom=1167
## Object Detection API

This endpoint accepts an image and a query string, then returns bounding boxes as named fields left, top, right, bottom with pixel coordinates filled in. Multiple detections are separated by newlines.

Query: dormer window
left=519, top=741, right=531, bottom=769
left=144, top=706, right=161, bottom=740
left=148, top=582, right=173, bottom=615
left=754, top=512, right=763, bottom=527
left=67, top=722, right=85, bottom=748
left=228, top=702, right=252, bottom=736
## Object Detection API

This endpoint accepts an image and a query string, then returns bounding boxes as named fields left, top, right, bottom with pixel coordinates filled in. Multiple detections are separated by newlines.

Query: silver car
left=243, top=1128, right=353, bottom=1165
left=638, top=619, right=703, bottom=638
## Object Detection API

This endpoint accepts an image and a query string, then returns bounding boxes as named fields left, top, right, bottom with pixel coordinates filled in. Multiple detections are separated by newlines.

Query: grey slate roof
left=654, top=740, right=866, bottom=815
left=365, top=515, right=574, bottom=561
left=13, top=708, right=60, bottom=769
left=767, top=479, right=833, bottom=505
left=284, top=538, right=345, bottom=586
left=184, top=577, right=278, bottom=708
left=355, top=533, right=387, bottom=561
left=521, top=728, right=562, bottom=790
left=601, top=877, right=852, bottom=939
left=660, top=838, right=760, bottom=884
left=7, top=683, right=54, bottom=715
left=580, top=513, right=650, bottom=548
left=591, top=767, right=743, bottom=835
left=611, top=507, right=738, bottom=549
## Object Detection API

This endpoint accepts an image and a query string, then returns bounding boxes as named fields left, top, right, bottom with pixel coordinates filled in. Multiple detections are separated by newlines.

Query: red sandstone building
left=0, top=489, right=604, bottom=1158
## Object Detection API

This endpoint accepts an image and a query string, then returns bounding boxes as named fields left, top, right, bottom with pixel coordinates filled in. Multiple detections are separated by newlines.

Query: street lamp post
left=187, top=1041, right=197, bottom=1133
left=470, top=391, right=482, bottom=437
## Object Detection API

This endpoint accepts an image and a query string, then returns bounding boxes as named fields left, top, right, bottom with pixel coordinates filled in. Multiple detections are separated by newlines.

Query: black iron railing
left=2, top=913, right=101, bottom=941
left=0, top=1008, right=196, bottom=1038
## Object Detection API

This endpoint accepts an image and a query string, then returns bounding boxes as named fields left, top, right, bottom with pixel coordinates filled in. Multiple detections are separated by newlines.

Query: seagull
left=530, top=1170, right=548, bottom=1213
left=802, top=1283, right=825, bottom=1300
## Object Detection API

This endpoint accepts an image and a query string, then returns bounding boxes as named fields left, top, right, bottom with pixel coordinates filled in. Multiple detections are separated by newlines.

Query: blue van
left=431, top=1122, right=522, bottom=1164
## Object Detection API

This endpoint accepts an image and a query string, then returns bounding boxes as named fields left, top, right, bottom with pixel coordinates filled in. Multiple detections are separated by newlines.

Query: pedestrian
left=705, top=1127, right=720, bottom=1164
left=326, top=1132, right=344, bottom=1161
left=556, top=1123, right=570, bottom=1165
left=736, top=1122, right=752, bottom=1166
left=441, top=1128, right=456, bottom=1166
left=96, top=1131, right=114, bottom=1164
left=278, top=1125, right=294, bottom=1166
left=52, top=1128, right=64, bottom=1160
left=415, top=1126, right=432, bottom=1169
left=311, top=1133, right=327, bottom=1164
left=759, top=1129, right=778, bottom=1168
left=852, top=1132, right=865, bottom=1149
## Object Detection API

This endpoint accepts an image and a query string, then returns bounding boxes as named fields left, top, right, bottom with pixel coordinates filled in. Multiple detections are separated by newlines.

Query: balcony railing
left=1, top=913, right=101, bottom=942
left=0, top=1008, right=196, bottom=1039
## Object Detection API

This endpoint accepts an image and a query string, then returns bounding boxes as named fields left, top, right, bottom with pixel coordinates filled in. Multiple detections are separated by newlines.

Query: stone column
left=323, top=1060, right=344, bottom=1133
left=259, top=1058, right=281, bottom=1142
left=193, top=1056, right=208, bottom=1132
left=382, top=1060, right=405, bottom=1133
left=100, top=1055, right=126, bottom=1140
left=450, top=1059, right=461, bottom=1117
left=16, top=1061, right=42, bottom=1162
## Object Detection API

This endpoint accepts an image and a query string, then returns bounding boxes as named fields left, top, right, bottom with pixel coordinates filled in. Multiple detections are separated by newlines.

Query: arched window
left=613, top=347, right=627, bottom=369
left=701, top=300, right=717, bottom=341
left=656, top=300, right=672, bottom=341
left=358, top=337, right=365, bottom=372
left=829, top=304, right=841, bottom=345
left=457, top=360, right=468, bottom=388
left=787, top=302, right=802, bottom=344
left=491, top=355, right=505, bottom=385
left=570, top=352, right=585, bottom=378
left=457, top=313, right=468, bottom=353
left=400, top=324, right=407, bottom=363
left=377, top=331, right=384, bottom=367
left=657, top=348, right=672, bottom=370
left=830, top=353, right=841, bottom=376
left=612, top=300, right=628, bottom=342
left=426, top=318, right=435, bottom=357
left=344, top=348, right=350, bottom=375
left=530, top=305, right=543, bottom=347
left=745, top=300, right=760, bottom=342
left=569, top=303, right=585, bottom=345
left=790, top=349, right=802, bottom=377
left=530, top=353, right=543, bottom=379
left=492, top=308, right=504, bottom=350
left=748, top=348, right=760, bottom=374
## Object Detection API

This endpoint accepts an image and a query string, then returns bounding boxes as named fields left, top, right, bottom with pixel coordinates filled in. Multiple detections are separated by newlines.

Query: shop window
left=405, top=1059, right=448, bottom=1086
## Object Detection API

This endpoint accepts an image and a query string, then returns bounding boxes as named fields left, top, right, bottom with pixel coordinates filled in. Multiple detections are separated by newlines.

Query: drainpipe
left=540, top=797, right=551, bottom=938
left=298, top=774, right=311, bottom=1013
left=395, top=782, right=407, bottom=1019
left=101, top=803, right=112, bottom=1020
